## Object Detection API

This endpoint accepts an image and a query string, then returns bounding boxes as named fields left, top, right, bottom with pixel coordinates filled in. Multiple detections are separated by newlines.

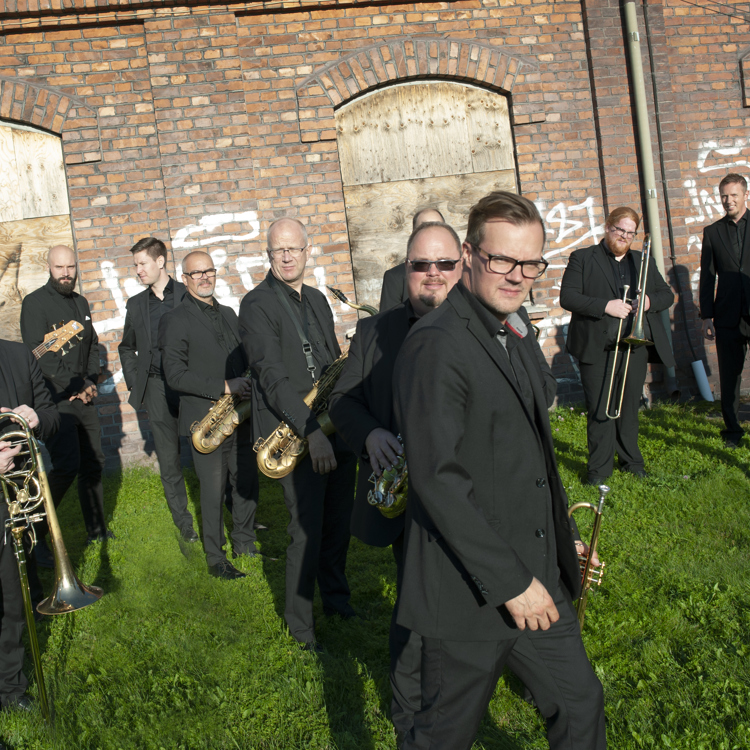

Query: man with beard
left=20, top=245, right=111, bottom=549
left=560, top=207, right=674, bottom=484
left=392, top=191, right=604, bottom=750
left=699, top=173, right=750, bottom=448
left=329, top=221, right=463, bottom=746
left=118, top=237, right=197, bottom=541
left=379, top=208, right=446, bottom=311
left=240, top=217, right=357, bottom=652
left=159, top=251, right=258, bottom=579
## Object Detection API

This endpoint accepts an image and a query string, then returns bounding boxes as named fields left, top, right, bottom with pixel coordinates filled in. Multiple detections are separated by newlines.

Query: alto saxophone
left=191, top=367, right=253, bottom=454
left=254, top=287, right=377, bottom=478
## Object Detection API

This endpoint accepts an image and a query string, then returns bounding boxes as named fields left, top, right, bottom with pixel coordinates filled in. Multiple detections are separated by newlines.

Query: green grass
left=1, top=402, right=749, bottom=748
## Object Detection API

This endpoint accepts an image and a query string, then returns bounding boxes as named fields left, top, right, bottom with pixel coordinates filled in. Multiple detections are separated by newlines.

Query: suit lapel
left=716, top=219, right=740, bottom=269
left=592, top=243, right=619, bottom=297
left=139, top=288, right=152, bottom=347
left=43, top=284, right=79, bottom=326
left=183, top=298, right=218, bottom=338
left=308, top=288, right=340, bottom=358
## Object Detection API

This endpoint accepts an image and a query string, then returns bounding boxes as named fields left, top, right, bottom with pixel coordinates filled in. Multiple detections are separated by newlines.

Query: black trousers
left=579, top=345, right=648, bottom=480
left=190, top=423, right=258, bottom=566
left=0, top=517, right=27, bottom=706
left=715, top=326, right=750, bottom=441
left=277, top=451, right=356, bottom=644
left=45, top=398, right=107, bottom=538
left=143, top=376, right=194, bottom=533
left=390, top=532, right=422, bottom=742
left=403, top=584, right=606, bottom=750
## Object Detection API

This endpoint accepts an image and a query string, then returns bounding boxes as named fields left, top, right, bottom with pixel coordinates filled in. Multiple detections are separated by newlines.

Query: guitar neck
left=32, top=341, right=51, bottom=360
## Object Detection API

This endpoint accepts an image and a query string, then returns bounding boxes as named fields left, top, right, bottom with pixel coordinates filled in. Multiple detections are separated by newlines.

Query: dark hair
left=406, top=222, right=462, bottom=259
left=719, top=173, right=748, bottom=192
left=130, top=237, right=167, bottom=262
left=465, top=191, right=545, bottom=249
left=412, top=207, right=445, bottom=231
left=605, top=206, right=641, bottom=231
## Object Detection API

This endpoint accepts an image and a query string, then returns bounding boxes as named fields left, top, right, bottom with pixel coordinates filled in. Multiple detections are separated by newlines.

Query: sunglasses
left=407, top=259, right=461, bottom=273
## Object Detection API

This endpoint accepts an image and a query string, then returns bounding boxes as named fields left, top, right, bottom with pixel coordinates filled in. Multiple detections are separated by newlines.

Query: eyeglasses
left=609, top=225, right=638, bottom=240
left=468, top=245, right=548, bottom=279
left=407, top=259, right=461, bottom=273
left=185, top=268, right=217, bottom=279
left=268, top=246, right=307, bottom=258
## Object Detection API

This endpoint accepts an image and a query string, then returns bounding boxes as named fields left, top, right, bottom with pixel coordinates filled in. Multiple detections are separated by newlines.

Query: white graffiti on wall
left=696, top=139, right=750, bottom=174
left=537, top=196, right=604, bottom=265
left=93, top=213, right=351, bottom=394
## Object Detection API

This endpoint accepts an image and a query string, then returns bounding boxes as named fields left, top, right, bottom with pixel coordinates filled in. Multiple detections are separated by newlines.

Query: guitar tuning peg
left=51, top=323, right=58, bottom=331
left=76, top=334, right=83, bottom=341
left=61, top=348, right=67, bottom=356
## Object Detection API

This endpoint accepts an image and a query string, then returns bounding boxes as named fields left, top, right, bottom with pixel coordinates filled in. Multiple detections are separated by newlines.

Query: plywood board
left=0, top=127, right=23, bottom=224
left=343, top=169, right=517, bottom=311
left=337, top=81, right=514, bottom=187
left=13, top=128, right=70, bottom=220
left=0, top=214, right=74, bottom=342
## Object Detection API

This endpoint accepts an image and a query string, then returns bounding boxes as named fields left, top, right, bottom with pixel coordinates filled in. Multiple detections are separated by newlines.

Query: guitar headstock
left=43, top=320, right=85, bottom=353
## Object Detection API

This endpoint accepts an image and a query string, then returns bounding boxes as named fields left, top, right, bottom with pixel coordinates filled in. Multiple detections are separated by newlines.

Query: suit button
left=535, top=528, right=546, bottom=538
left=536, top=478, right=546, bottom=488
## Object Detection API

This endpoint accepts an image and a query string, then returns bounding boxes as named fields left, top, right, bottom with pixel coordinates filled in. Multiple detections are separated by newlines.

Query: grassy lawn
left=0, top=402, right=749, bottom=749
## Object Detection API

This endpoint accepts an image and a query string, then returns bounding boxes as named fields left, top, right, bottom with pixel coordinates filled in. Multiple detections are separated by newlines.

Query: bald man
left=159, top=251, right=258, bottom=579
left=20, top=245, right=110, bottom=550
left=379, top=208, right=446, bottom=311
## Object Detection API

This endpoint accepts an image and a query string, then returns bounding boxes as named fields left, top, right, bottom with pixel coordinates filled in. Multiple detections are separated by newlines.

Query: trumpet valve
left=578, top=556, right=605, bottom=586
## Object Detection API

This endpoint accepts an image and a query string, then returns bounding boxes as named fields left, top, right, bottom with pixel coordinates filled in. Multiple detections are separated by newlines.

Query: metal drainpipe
left=623, top=0, right=679, bottom=398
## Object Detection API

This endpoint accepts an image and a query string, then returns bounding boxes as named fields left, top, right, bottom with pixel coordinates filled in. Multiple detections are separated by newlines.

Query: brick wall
left=0, top=0, right=748, bottom=467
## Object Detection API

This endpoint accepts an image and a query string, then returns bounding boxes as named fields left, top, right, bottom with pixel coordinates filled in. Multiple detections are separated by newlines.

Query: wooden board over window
left=336, top=81, right=517, bottom=311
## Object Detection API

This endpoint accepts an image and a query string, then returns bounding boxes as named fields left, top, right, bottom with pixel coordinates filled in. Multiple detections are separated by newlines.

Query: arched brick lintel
left=0, top=75, right=101, bottom=165
left=295, top=37, right=546, bottom=143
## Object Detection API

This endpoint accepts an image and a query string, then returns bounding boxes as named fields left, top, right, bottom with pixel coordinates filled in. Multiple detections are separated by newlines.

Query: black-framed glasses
left=268, top=246, right=307, bottom=258
left=609, top=225, right=638, bottom=240
left=407, top=259, right=461, bottom=273
left=185, top=268, right=217, bottom=279
left=468, top=244, right=548, bottom=279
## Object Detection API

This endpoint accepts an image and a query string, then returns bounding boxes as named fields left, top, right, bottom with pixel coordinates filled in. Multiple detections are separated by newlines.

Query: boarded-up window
left=0, top=121, right=74, bottom=341
left=336, top=81, right=517, bottom=311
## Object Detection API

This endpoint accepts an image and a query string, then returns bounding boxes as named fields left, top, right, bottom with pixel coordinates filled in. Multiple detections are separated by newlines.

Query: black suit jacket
left=328, top=302, right=411, bottom=546
left=118, top=279, right=187, bottom=409
left=158, top=296, right=247, bottom=436
left=0, top=340, right=59, bottom=442
left=560, top=241, right=675, bottom=367
left=20, top=280, right=101, bottom=403
left=239, top=273, right=342, bottom=443
left=699, top=213, right=750, bottom=326
left=392, top=283, right=579, bottom=642
left=379, top=263, right=408, bottom=311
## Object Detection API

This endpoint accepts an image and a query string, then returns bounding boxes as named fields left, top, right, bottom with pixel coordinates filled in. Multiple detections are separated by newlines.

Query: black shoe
left=208, top=561, right=247, bottom=580
left=34, top=538, right=54, bottom=569
left=254, top=522, right=268, bottom=531
left=299, top=641, right=324, bottom=654
left=623, top=467, right=647, bottom=479
left=86, top=530, right=115, bottom=546
left=584, top=476, right=607, bottom=487
left=180, top=528, right=199, bottom=543
left=724, top=436, right=742, bottom=449
left=3, top=693, right=34, bottom=711
left=324, top=606, right=364, bottom=621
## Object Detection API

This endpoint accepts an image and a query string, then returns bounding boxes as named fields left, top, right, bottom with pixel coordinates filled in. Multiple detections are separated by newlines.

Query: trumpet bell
left=37, top=578, right=103, bottom=616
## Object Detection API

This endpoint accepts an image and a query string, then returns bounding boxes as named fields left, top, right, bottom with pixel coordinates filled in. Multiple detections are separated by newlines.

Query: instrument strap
left=268, top=274, right=317, bottom=383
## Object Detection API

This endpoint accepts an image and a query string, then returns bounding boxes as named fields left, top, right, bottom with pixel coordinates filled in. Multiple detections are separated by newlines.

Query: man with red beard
left=20, top=244, right=111, bottom=549
left=561, top=207, right=674, bottom=484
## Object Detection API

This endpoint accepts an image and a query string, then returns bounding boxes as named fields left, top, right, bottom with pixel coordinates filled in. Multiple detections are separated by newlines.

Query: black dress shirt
left=287, top=285, right=334, bottom=375
left=604, top=245, right=651, bottom=343
left=185, top=294, right=245, bottom=378
left=148, top=277, right=175, bottom=375
left=726, top=211, right=747, bottom=261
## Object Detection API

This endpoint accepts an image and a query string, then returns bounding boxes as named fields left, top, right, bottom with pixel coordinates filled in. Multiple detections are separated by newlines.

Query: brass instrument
left=605, top=234, right=653, bottom=420
left=254, top=287, right=377, bottom=479
left=0, top=413, right=103, bottom=721
left=366, top=435, right=408, bottom=518
left=191, top=367, right=253, bottom=454
left=568, top=484, right=607, bottom=629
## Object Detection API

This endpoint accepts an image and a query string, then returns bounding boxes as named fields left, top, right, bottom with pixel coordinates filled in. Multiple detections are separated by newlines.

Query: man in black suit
left=393, top=191, right=605, bottom=750
left=240, top=217, right=357, bottom=651
left=159, top=251, right=258, bottom=579
left=20, top=245, right=111, bottom=547
left=379, top=208, right=445, bottom=310
left=0, top=339, right=59, bottom=714
left=699, top=173, right=750, bottom=447
left=560, top=207, right=674, bottom=484
left=329, top=221, right=463, bottom=743
left=118, top=237, right=197, bottom=541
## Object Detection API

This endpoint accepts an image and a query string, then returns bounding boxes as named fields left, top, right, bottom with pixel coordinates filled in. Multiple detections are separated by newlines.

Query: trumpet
left=568, top=484, right=607, bottom=629
left=0, top=413, right=103, bottom=721
left=605, top=234, right=653, bottom=419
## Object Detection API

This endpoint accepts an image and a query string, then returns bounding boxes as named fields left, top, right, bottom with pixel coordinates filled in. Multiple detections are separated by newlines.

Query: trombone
left=605, top=234, right=653, bottom=420
left=0, top=413, right=103, bottom=721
